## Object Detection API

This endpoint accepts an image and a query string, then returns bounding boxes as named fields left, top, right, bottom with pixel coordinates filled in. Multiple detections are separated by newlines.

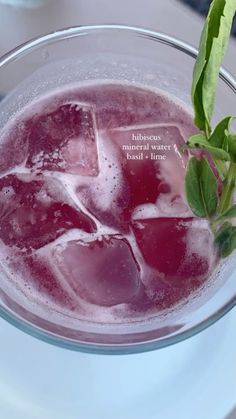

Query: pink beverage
left=0, top=82, right=217, bottom=322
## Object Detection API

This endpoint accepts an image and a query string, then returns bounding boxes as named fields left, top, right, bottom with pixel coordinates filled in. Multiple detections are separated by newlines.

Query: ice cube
left=0, top=174, right=96, bottom=249
left=93, top=84, right=196, bottom=133
left=113, top=124, right=190, bottom=222
left=132, top=217, right=215, bottom=282
left=132, top=217, right=217, bottom=309
left=77, top=124, right=188, bottom=231
left=53, top=236, right=141, bottom=307
left=25, top=102, right=99, bottom=176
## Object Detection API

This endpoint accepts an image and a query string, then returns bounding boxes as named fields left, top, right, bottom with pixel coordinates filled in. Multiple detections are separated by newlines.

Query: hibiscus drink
left=0, top=82, right=218, bottom=323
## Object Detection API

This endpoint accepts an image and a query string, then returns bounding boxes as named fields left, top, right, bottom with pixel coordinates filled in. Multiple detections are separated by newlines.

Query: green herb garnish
left=185, top=0, right=236, bottom=258
left=185, top=156, right=218, bottom=218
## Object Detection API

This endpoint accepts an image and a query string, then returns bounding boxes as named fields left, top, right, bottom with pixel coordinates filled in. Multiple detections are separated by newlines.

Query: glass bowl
left=0, top=25, right=236, bottom=354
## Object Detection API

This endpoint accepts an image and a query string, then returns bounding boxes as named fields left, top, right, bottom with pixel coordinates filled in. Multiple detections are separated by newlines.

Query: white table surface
left=0, top=309, right=236, bottom=419
left=0, top=1, right=236, bottom=418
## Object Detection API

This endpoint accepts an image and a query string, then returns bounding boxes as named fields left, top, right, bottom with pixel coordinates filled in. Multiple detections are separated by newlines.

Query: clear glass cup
left=0, top=25, right=236, bottom=354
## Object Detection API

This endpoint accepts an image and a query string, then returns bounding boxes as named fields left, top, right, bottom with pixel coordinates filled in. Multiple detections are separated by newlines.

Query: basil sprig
left=185, top=0, right=236, bottom=258
left=191, top=0, right=236, bottom=133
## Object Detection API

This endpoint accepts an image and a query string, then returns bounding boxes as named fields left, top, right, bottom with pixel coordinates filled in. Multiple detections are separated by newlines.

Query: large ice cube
left=132, top=217, right=215, bottom=282
left=53, top=236, right=141, bottom=307
left=24, top=102, right=99, bottom=176
left=91, top=84, right=196, bottom=135
left=131, top=217, right=217, bottom=309
left=77, top=124, right=188, bottom=231
left=110, top=124, right=187, bottom=205
left=0, top=174, right=96, bottom=249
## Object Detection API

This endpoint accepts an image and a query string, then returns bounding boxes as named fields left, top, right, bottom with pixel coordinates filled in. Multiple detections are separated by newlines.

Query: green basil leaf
left=192, top=23, right=208, bottom=131
left=192, top=0, right=236, bottom=131
left=217, top=162, right=236, bottom=213
left=227, top=134, right=236, bottom=162
left=209, top=116, right=234, bottom=147
left=187, top=133, right=231, bottom=160
left=214, top=221, right=236, bottom=257
left=217, top=204, right=236, bottom=221
left=185, top=156, right=218, bottom=217
left=213, top=158, right=228, bottom=181
left=209, top=118, right=236, bottom=177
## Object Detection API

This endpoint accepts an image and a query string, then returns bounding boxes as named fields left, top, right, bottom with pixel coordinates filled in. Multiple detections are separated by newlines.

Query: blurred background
left=0, top=0, right=236, bottom=76
left=0, top=1, right=235, bottom=418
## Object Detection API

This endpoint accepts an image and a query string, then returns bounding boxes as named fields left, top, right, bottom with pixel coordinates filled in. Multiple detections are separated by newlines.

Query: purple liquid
left=0, top=82, right=217, bottom=322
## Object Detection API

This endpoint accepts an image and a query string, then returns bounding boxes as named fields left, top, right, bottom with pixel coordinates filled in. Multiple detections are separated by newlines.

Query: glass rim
left=0, top=24, right=236, bottom=355
left=0, top=23, right=235, bottom=87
